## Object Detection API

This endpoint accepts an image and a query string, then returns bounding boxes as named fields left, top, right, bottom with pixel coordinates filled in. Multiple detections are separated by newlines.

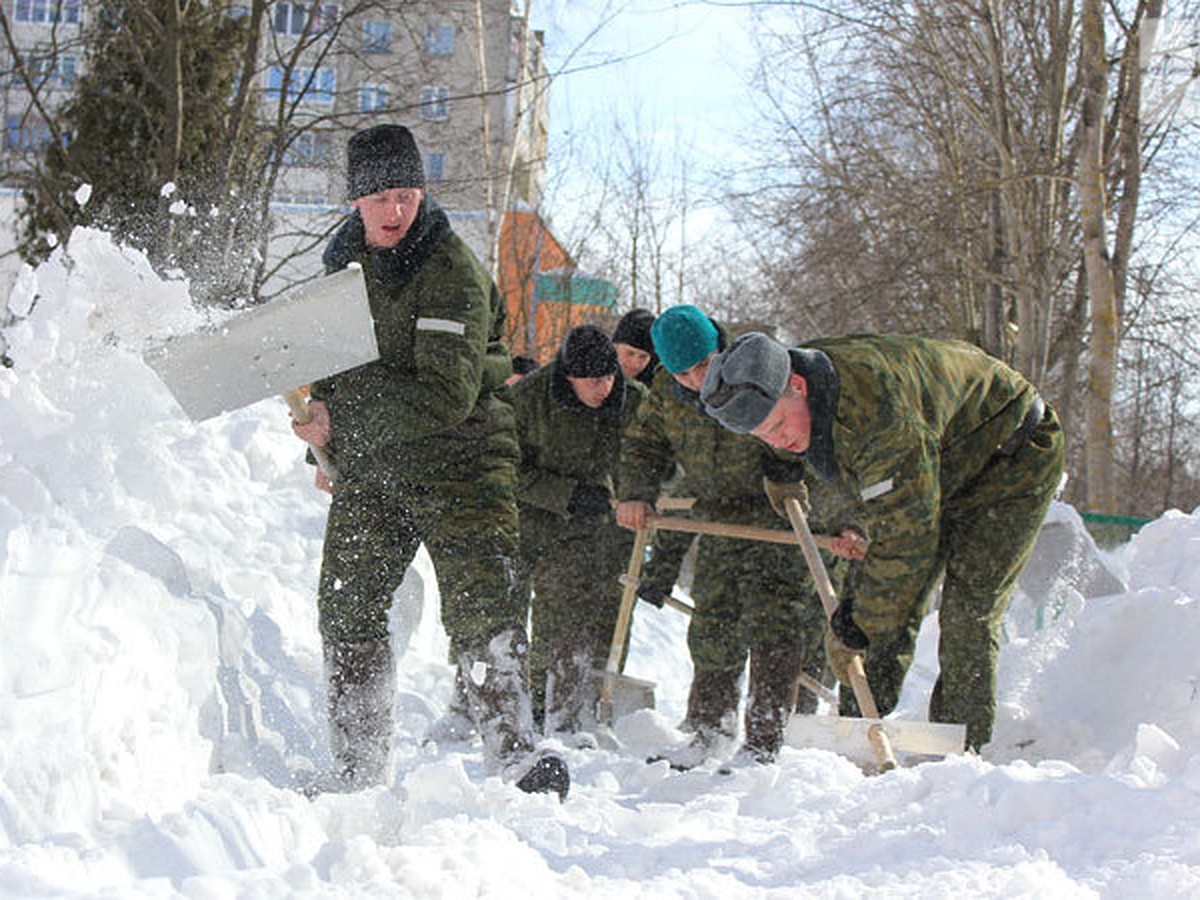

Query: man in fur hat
left=507, top=325, right=648, bottom=738
left=291, top=124, right=567, bottom=798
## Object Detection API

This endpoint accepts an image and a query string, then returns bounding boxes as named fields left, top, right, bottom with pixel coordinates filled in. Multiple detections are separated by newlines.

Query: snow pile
left=2, top=227, right=1199, bottom=897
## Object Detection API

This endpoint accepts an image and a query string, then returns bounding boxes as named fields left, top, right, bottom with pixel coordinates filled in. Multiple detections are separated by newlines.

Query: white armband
left=416, top=317, right=466, bottom=336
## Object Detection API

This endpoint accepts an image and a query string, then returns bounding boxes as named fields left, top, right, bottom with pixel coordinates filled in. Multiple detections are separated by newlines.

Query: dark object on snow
left=516, top=753, right=571, bottom=800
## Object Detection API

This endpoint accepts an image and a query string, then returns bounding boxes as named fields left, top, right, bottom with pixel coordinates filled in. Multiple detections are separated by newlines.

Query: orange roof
left=496, top=209, right=615, bottom=363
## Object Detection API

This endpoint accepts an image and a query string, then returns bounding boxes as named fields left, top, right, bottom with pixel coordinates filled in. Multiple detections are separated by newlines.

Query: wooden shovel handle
left=283, top=389, right=339, bottom=483
left=646, top=513, right=835, bottom=550
left=782, top=496, right=897, bottom=771
left=599, top=527, right=650, bottom=723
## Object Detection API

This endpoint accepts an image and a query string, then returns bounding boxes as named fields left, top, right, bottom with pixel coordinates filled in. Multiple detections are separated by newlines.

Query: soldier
left=290, top=124, right=567, bottom=798
left=611, top=308, right=659, bottom=387
left=700, top=332, right=1065, bottom=751
left=614, top=305, right=844, bottom=767
left=507, top=325, right=648, bottom=737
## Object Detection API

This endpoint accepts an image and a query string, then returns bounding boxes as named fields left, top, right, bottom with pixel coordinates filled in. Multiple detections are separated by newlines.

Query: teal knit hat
left=651, top=305, right=719, bottom=374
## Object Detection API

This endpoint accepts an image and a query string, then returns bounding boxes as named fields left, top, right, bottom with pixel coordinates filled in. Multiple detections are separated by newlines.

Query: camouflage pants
left=841, top=409, right=1066, bottom=750
left=522, top=515, right=630, bottom=732
left=317, top=471, right=522, bottom=658
left=688, top=533, right=834, bottom=755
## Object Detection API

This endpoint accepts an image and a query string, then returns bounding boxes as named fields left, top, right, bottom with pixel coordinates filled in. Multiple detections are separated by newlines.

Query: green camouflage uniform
left=776, top=335, right=1065, bottom=750
left=311, top=200, right=528, bottom=782
left=619, top=358, right=838, bottom=759
left=506, top=363, right=648, bottom=733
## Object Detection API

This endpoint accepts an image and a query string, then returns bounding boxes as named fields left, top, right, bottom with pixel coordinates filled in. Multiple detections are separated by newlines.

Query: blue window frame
left=282, top=131, right=333, bottom=166
left=266, top=66, right=336, bottom=104
left=424, top=24, right=453, bottom=55
left=14, top=0, right=79, bottom=23
left=419, top=86, right=449, bottom=121
left=424, top=152, right=445, bottom=183
left=362, top=19, right=392, bottom=53
left=358, top=84, right=389, bottom=113
left=273, top=2, right=338, bottom=35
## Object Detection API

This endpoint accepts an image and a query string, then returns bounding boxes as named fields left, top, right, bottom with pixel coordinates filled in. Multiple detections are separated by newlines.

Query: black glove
left=830, top=598, right=869, bottom=651
left=637, top=583, right=671, bottom=608
left=567, top=482, right=613, bottom=518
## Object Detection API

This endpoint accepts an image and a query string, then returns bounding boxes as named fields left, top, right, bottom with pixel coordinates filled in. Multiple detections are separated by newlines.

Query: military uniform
left=619, top=360, right=836, bottom=761
left=757, top=335, right=1064, bottom=750
left=507, top=361, right=648, bottom=734
left=312, top=200, right=530, bottom=783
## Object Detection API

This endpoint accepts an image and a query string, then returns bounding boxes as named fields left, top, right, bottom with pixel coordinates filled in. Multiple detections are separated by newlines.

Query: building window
left=11, top=54, right=76, bottom=89
left=14, top=0, right=80, bottom=23
left=282, top=131, right=332, bottom=166
left=266, top=66, right=336, bottom=104
left=362, top=19, right=392, bottom=53
left=4, top=115, right=57, bottom=151
left=358, top=84, right=389, bottom=113
left=272, top=2, right=338, bottom=36
left=419, top=86, right=449, bottom=121
left=424, top=152, right=445, bottom=183
left=424, top=24, right=453, bottom=55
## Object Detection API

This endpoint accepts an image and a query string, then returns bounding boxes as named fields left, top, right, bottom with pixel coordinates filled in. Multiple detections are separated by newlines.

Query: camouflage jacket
left=507, top=362, right=646, bottom=548
left=779, top=334, right=1047, bottom=604
left=312, top=201, right=516, bottom=484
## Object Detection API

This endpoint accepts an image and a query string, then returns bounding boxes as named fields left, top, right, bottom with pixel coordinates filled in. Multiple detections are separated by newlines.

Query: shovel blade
left=144, top=266, right=377, bottom=421
left=786, top=712, right=966, bottom=759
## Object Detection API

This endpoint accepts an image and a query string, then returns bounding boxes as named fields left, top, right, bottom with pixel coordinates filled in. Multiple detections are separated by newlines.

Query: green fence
left=1080, top=512, right=1154, bottom=548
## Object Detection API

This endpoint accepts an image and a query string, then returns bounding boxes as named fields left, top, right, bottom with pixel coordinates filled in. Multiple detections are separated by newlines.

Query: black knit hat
left=558, top=325, right=619, bottom=378
left=611, top=308, right=655, bottom=354
left=346, top=124, right=425, bottom=200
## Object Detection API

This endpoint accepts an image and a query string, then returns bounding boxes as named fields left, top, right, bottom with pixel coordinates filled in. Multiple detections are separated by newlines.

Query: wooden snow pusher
left=598, top=499, right=965, bottom=770
left=780, top=496, right=966, bottom=770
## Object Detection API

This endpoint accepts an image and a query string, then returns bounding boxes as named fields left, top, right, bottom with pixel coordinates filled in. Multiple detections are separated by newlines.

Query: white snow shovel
left=144, top=266, right=377, bottom=480
left=781, top=496, right=966, bottom=769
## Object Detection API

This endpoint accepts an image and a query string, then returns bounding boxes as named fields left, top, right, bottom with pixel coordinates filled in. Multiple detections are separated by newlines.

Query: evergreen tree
left=18, top=0, right=267, bottom=304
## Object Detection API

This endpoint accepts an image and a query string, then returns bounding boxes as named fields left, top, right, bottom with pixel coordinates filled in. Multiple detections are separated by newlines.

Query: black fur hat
left=346, top=124, right=425, bottom=200
left=612, top=308, right=655, bottom=354
left=558, top=325, right=619, bottom=378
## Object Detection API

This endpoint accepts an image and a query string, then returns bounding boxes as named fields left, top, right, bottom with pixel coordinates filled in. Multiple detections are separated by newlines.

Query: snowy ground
left=2, top=228, right=1199, bottom=898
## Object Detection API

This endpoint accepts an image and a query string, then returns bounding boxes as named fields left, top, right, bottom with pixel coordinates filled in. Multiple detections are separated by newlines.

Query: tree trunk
left=1078, top=0, right=1118, bottom=514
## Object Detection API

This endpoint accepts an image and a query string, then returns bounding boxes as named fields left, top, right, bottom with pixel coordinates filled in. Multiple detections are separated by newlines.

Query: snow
left=2, top=226, right=1199, bottom=898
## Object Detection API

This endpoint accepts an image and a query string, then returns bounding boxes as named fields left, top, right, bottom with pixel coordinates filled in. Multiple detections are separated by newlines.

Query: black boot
left=324, top=638, right=395, bottom=791
left=744, top=644, right=806, bottom=763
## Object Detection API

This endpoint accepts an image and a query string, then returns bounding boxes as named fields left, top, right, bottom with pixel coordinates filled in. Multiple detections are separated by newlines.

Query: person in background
left=609, top=306, right=692, bottom=624
left=611, top=308, right=660, bottom=388
left=614, top=305, right=842, bottom=768
left=506, top=325, right=648, bottom=739
left=700, top=331, right=1065, bottom=751
left=290, top=123, right=568, bottom=798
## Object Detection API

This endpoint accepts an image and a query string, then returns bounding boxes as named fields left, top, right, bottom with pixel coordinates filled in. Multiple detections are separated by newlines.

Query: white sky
left=531, top=1, right=761, bottom=242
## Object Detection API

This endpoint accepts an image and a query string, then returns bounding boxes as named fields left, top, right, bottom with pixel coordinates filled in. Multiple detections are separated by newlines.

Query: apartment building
left=0, top=0, right=551, bottom=296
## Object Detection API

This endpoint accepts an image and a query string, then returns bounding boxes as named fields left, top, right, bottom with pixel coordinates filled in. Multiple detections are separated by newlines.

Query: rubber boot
left=460, top=629, right=570, bottom=799
left=744, top=643, right=805, bottom=763
left=325, top=638, right=395, bottom=791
